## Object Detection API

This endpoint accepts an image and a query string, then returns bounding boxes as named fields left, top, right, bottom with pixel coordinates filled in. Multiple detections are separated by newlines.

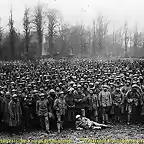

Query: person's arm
left=76, top=120, right=83, bottom=129
left=19, top=101, right=22, bottom=116
left=109, top=92, right=112, bottom=105
left=98, top=92, right=102, bottom=106
left=47, top=100, right=52, bottom=113
left=81, top=94, right=87, bottom=102
left=121, top=92, right=124, bottom=105
left=53, top=99, right=58, bottom=110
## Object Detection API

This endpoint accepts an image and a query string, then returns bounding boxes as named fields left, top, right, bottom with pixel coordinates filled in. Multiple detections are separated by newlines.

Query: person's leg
left=127, top=105, right=132, bottom=124
left=81, top=109, right=85, bottom=117
left=102, top=107, right=105, bottom=124
left=105, top=107, right=109, bottom=124
left=44, top=116, right=50, bottom=133
left=68, top=108, right=72, bottom=122
left=136, top=105, right=141, bottom=123
left=61, top=115, right=64, bottom=130
left=57, top=115, right=61, bottom=133
left=39, top=116, right=44, bottom=130
left=93, top=109, right=98, bottom=122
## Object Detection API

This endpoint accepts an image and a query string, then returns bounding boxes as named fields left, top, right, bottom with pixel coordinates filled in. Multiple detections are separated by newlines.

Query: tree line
left=0, top=3, right=144, bottom=61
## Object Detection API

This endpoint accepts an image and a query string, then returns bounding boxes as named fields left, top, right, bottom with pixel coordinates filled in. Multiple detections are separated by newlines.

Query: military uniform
left=8, top=94, right=22, bottom=134
left=74, top=86, right=87, bottom=116
left=126, top=85, right=142, bottom=124
left=1, top=92, right=11, bottom=132
left=112, top=89, right=124, bottom=122
left=98, top=85, right=112, bottom=124
left=86, top=90, right=99, bottom=122
left=36, top=93, right=51, bottom=133
left=53, top=91, right=67, bottom=133
left=65, top=88, right=75, bottom=122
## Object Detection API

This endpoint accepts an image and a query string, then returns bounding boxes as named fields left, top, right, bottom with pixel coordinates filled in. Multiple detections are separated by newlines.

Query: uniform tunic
left=1, top=98, right=11, bottom=124
left=36, top=99, right=50, bottom=116
left=112, top=91, right=123, bottom=106
left=53, top=98, right=67, bottom=116
left=8, top=100, right=22, bottom=127
left=76, top=117, right=92, bottom=129
left=112, top=90, right=124, bottom=115
left=74, top=91, right=86, bottom=109
left=99, top=91, right=112, bottom=107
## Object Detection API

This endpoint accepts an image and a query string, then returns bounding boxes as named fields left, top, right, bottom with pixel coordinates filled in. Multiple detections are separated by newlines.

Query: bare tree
left=0, top=18, right=3, bottom=45
left=23, top=6, right=31, bottom=60
left=92, top=20, right=96, bottom=56
left=124, top=21, right=129, bottom=57
left=0, top=18, right=3, bottom=44
left=9, top=7, right=16, bottom=60
left=0, top=17, right=3, bottom=58
left=79, top=23, right=85, bottom=58
left=95, top=15, right=109, bottom=55
left=58, top=23, right=71, bottom=57
left=45, top=9, right=60, bottom=56
left=33, top=3, right=44, bottom=59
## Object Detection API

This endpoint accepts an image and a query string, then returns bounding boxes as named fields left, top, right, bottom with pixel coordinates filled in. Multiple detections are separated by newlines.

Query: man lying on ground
left=75, top=115, right=112, bottom=130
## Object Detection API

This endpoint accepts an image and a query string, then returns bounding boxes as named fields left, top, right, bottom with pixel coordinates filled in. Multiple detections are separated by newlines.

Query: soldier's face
left=13, top=97, right=17, bottom=101
left=77, top=88, right=81, bottom=91
left=104, top=88, right=107, bottom=92
left=6, top=95, right=10, bottom=99
left=61, top=94, right=64, bottom=97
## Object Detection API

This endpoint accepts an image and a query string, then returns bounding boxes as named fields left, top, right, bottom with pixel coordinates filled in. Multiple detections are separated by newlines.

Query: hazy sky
left=0, top=0, right=144, bottom=33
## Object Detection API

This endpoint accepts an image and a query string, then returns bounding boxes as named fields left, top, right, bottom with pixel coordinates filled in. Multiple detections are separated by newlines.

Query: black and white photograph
left=0, top=0, right=144, bottom=143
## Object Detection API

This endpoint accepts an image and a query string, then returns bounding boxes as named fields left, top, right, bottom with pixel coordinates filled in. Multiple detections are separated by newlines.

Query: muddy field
left=0, top=124, right=144, bottom=144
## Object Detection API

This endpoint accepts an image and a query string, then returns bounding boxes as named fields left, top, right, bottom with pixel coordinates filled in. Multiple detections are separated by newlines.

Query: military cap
left=6, top=91, right=10, bottom=95
left=12, top=94, right=17, bottom=97
left=12, top=89, right=17, bottom=92
left=59, top=91, right=64, bottom=94
left=49, top=89, right=55, bottom=93
left=39, top=93, right=45, bottom=97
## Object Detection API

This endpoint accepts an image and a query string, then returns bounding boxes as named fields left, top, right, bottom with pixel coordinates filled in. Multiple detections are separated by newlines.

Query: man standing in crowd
left=53, top=91, right=67, bottom=133
left=36, top=93, right=51, bottom=133
left=111, top=87, right=124, bottom=123
left=1, top=91, right=11, bottom=133
left=98, top=85, right=112, bottom=124
left=8, top=94, right=22, bottom=135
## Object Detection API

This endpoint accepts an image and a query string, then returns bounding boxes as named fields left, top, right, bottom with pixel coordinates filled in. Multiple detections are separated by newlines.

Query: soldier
left=1, top=91, right=11, bottom=133
left=74, top=85, right=87, bottom=116
left=23, top=94, right=34, bottom=131
left=111, top=87, right=124, bottom=123
left=126, top=84, right=142, bottom=124
left=8, top=94, right=22, bottom=135
left=65, top=88, right=75, bottom=123
left=86, top=89, right=99, bottom=122
left=98, top=85, right=112, bottom=124
left=75, top=115, right=111, bottom=130
left=36, top=93, right=51, bottom=133
left=53, top=91, right=67, bottom=133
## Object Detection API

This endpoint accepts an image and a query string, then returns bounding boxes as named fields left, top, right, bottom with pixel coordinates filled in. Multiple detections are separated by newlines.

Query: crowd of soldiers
left=0, top=58, right=144, bottom=135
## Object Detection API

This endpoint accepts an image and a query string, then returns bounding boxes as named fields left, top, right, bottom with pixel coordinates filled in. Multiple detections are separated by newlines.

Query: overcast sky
left=0, top=0, right=144, bottom=33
